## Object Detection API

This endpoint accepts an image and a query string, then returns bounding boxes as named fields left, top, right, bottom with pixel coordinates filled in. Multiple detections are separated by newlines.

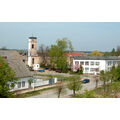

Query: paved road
left=29, top=79, right=103, bottom=98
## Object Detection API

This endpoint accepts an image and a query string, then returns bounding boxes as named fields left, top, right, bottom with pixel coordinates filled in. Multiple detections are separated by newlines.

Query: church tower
left=28, top=37, right=37, bottom=57
left=28, top=36, right=40, bottom=69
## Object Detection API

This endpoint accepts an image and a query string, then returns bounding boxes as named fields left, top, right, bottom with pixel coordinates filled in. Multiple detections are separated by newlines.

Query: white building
left=72, top=56, right=120, bottom=74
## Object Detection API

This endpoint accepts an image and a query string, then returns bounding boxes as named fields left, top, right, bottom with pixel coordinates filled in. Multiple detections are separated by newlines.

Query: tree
left=76, top=65, right=83, bottom=75
left=104, top=52, right=111, bottom=56
left=109, top=66, right=118, bottom=83
left=94, top=75, right=99, bottom=88
left=0, top=46, right=7, bottom=50
left=116, top=65, right=120, bottom=81
left=0, top=56, right=18, bottom=98
left=82, top=90, right=96, bottom=98
left=88, top=50, right=104, bottom=56
left=49, top=38, right=73, bottom=72
left=116, top=46, right=120, bottom=56
left=38, top=44, right=49, bottom=67
left=100, top=70, right=110, bottom=93
left=111, top=48, right=116, bottom=56
left=55, top=80, right=66, bottom=98
left=111, top=82, right=120, bottom=97
left=67, top=76, right=82, bottom=96
left=28, top=78, right=33, bottom=88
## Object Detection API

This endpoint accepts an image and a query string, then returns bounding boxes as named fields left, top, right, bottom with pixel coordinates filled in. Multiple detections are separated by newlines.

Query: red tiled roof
left=65, top=52, right=86, bottom=56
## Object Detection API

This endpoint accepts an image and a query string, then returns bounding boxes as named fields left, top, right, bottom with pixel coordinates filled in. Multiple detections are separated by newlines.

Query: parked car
left=37, top=69, right=45, bottom=72
left=55, top=69, right=62, bottom=73
left=82, top=79, right=90, bottom=83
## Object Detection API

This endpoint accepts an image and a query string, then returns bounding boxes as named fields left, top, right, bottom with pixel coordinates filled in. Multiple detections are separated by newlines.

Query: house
left=72, top=56, right=120, bottom=74
left=0, top=50, right=58, bottom=91
left=65, top=52, right=86, bottom=68
left=0, top=50, right=33, bottom=91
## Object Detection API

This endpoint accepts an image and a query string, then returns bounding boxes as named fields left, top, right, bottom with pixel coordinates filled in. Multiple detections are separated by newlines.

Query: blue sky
left=0, top=22, right=120, bottom=52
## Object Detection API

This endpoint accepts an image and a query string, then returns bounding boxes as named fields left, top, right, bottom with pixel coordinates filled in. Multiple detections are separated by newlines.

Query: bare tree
left=55, top=80, right=66, bottom=98
left=38, top=44, right=50, bottom=67
left=94, top=75, right=99, bottom=88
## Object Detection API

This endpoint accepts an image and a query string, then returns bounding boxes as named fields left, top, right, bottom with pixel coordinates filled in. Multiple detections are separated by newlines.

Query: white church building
left=72, top=56, right=120, bottom=74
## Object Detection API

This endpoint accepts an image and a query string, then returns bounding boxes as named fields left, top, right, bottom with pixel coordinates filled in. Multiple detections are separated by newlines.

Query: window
left=85, top=67, right=89, bottom=71
left=75, top=61, right=80, bottom=70
left=90, top=68, right=94, bottom=72
left=113, top=61, right=116, bottom=65
left=85, top=61, right=89, bottom=66
left=108, top=61, right=112, bottom=66
left=32, top=44, right=34, bottom=49
left=75, top=61, right=79, bottom=64
left=17, top=82, right=21, bottom=88
left=37, top=65, right=39, bottom=67
left=94, top=68, right=99, bottom=72
left=91, top=62, right=94, bottom=66
left=96, top=62, right=100, bottom=66
left=32, top=58, right=34, bottom=64
left=80, top=61, right=84, bottom=65
left=22, top=81, right=25, bottom=87
left=23, top=59, right=25, bottom=63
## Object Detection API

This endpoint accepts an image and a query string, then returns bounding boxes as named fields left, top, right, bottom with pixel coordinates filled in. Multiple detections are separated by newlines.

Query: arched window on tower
left=32, top=44, right=34, bottom=49
left=32, top=58, right=34, bottom=64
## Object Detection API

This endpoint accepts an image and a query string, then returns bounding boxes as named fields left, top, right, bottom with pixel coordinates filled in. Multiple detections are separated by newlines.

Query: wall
left=28, top=56, right=40, bottom=67
left=10, top=77, right=58, bottom=91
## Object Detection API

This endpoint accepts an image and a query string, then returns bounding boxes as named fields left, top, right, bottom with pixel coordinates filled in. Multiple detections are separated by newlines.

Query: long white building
left=72, top=56, right=120, bottom=74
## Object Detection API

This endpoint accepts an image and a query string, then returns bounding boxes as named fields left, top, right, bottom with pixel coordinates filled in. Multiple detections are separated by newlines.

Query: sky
left=0, top=22, right=120, bottom=52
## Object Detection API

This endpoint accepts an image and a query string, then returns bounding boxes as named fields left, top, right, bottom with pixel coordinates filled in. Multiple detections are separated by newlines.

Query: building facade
left=72, top=56, right=120, bottom=74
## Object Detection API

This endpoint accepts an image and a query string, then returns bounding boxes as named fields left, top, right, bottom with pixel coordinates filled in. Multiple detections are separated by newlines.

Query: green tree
left=88, top=50, right=104, bottom=56
left=100, top=70, right=110, bottom=93
left=111, top=82, right=120, bottom=97
left=67, top=76, right=82, bottom=96
left=0, top=56, right=18, bottom=98
left=76, top=65, right=83, bottom=75
left=115, top=65, right=120, bottom=81
left=28, top=78, right=34, bottom=88
left=109, top=66, right=118, bottom=83
left=111, top=48, right=116, bottom=56
left=104, top=52, right=111, bottom=56
left=116, top=46, right=120, bottom=56
left=82, top=90, right=96, bottom=98
left=49, top=38, right=73, bottom=72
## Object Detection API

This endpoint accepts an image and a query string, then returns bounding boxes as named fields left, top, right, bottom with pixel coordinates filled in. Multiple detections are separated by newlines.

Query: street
left=29, top=78, right=103, bottom=98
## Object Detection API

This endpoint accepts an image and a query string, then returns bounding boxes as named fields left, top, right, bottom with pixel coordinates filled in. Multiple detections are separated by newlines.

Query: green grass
left=15, top=86, right=56, bottom=98
left=34, top=74, right=73, bottom=80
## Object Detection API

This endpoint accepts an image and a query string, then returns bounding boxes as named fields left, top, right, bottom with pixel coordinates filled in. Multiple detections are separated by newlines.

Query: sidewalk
left=15, top=84, right=56, bottom=95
